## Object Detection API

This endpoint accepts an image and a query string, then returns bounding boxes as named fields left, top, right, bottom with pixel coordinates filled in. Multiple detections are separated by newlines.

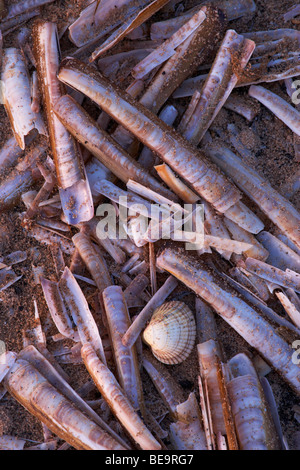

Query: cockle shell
left=142, top=301, right=196, bottom=365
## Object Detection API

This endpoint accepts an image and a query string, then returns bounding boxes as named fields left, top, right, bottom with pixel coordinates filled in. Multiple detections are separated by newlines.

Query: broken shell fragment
left=1, top=48, right=47, bottom=150
left=143, top=301, right=196, bottom=365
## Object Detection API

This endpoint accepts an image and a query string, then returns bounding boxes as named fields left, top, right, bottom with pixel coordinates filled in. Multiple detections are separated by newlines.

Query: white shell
left=142, top=301, right=196, bottom=365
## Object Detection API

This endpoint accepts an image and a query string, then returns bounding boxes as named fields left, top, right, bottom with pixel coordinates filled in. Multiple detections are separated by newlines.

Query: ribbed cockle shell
left=142, top=301, right=196, bottom=365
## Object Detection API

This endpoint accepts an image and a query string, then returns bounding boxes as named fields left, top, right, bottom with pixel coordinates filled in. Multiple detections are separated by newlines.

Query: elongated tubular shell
left=17, top=345, right=126, bottom=444
left=53, top=94, right=175, bottom=201
left=227, top=353, right=281, bottom=450
left=1, top=48, right=47, bottom=150
left=179, top=30, right=255, bottom=145
left=84, top=217, right=126, bottom=265
left=85, top=157, right=113, bottom=203
left=0, top=9, right=40, bottom=34
left=57, top=59, right=242, bottom=216
left=102, top=286, right=144, bottom=412
left=224, top=218, right=269, bottom=261
left=169, top=392, right=208, bottom=450
left=124, top=274, right=149, bottom=306
left=58, top=267, right=106, bottom=364
left=257, top=231, right=300, bottom=273
left=33, top=21, right=93, bottom=225
left=72, top=232, right=112, bottom=294
left=203, top=201, right=232, bottom=260
left=139, top=106, right=179, bottom=171
left=275, top=290, right=300, bottom=329
left=140, top=5, right=226, bottom=115
left=173, top=58, right=300, bottom=99
left=4, top=0, right=55, bottom=20
left=0, top=142, right=48, bottom=212
left=0, top=352, right=17, bottom=383
left=68, top=0, right=131, bottom=47
left=229, top=267, right=270, bottom=302
left=89, top=0, right=172, bottom=62
left=26, top=224, right=75, bottom=256
left=249, top=85, right=300, bottom=137
left=155, top=163, right=199, bottom=204
left=227, top=375, right=276, bottom=450
left=206, top=145, right=300, bottom=250
left=81, top=343, right=161, bottom=450
left=40, top=277, right=77, bottom=340
left=110, top=6, right=226, bottom=151
left=132, top=8, right=207, bottom=79
left=150, top=0, right=255, bottom=40
left=198, top=340, right=226, bottom=436
left=156, top=246, right=300, bottom=396
left=142, top=351, right=186, bottom=420
left=143, top=301, right=196, bottom=365
left=0, top=136, right=25, bottom=175
left=244, top=257, right=300, bottom=293
left=195, top=297, right=218, bottom=343
left=4, top=359, right=126, bottom=450
left=17, top=345, right=129, bottom=449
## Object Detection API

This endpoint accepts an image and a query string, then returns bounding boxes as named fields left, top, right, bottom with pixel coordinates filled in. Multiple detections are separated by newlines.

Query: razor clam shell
left=40, top=277, right=77, bottom=340
left=142, top=351, right=186, bottom=420
left=53, top=94, right=175, bottom=201
left=81, top=343, right=161, bottom=451
left=69, top=0, right=135, bottom=47
left=72, top=232, right=112, bottom=294
left=257, top=231, right=300, bottom=273
left=4, top=359, right=126, bottom=450
left=1, top=48, right=47, bottom=150
left=0, top=268, right=22, bottom=292
left=169, top=392, right=207, bottom=450
left=226, top=356, right=281, bottom=451
left=139, top=4, right=226, bottom=115
left=0, top=352, right=17, bottom=383
left=0, top=435, right=26, bottom=451
left=25, top=224, right=75, bottom=256
left=58, top=267, right=106, bottom=364
left=89, top=0, right=171, bottom=62
left=17, top=345, right=128, bottom=449
left=139, top=106, right=179, bottom=172
left=245, top=258, right=300, bottom=293
left=0, top=136, right=25, bottom=175
left=206, top=145, right=300, bottom=250
left=227, top=375, right=274, bottom=450
left=132, top=7, right=207, bottom=79
left=224, top=218, right=269, bottom=261
left=102, top=285, right=144, bottom=412
left=249, top=85, right=300, bottom=137
left=57, top=58, right=242, bottom=215
left=33, top=21, right=93, bottom=225
left=179, top=30, right=255, bottom=145
left=143, top=301, right=196, bottom=365
left=4, top=0, right=55, bottom=20
left=198, top=340, right=227, bottom=436
left=150, top=0, right=256, bottom=40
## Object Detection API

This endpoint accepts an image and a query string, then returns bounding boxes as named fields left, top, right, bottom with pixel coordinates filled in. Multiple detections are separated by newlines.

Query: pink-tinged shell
left=143, top=301, right=196, bottom=365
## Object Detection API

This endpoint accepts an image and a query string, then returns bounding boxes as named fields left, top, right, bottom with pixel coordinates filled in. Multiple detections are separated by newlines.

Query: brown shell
left=142, top=301, right=196, bottom=365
